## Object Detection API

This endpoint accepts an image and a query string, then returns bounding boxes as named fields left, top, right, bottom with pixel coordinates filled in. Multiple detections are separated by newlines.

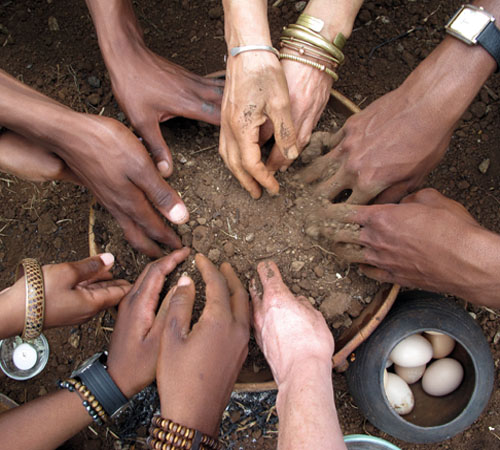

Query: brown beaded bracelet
left=58, top=378, right=108, bottom=425
left=148, top=415, right=223, bottom=450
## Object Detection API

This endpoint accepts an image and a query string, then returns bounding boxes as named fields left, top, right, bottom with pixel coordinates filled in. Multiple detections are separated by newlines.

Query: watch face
left=449, top=7, right=493, bottom=43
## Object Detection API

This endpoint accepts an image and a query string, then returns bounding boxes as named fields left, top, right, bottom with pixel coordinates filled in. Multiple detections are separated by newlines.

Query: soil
left=1, top=1, right=500, bottom=450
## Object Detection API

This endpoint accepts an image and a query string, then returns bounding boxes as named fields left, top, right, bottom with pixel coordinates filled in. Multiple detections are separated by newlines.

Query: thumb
left=139, top=121, right=174, bottom=178
left=66, top=253, right=115, bottom=285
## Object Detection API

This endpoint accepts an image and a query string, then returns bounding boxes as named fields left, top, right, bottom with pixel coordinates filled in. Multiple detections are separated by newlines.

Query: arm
left=315, top=189, right=500, bottom=308
left=266, top=0, right=363, bottom=171
left=220, top=0, right=298, bottom=199
left=85, top=0, right=223, bottom=177
left=0, top=249, right=190, bottom=449
left=301, top=0, right=499, bottom=204
left=0, top=254, right=130, bottom=339
left=251, top=261, right=345, bottom=450
left=0, top=69, right=188, bottom=256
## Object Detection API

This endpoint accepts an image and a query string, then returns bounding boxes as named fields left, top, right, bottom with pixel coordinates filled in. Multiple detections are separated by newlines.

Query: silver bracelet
left=229, top=45, right=280, bottom=58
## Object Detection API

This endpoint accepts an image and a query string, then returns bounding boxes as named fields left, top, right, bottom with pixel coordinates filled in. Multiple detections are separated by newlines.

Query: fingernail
left=99, top=253, right=114, bottom=266
left=169, top=203, right=189, bottom=223
left=177, top=275, right=192, bottom=287
left=287, top=145, right=299, bottom=159
left=157, top=160, right=170, bottom=177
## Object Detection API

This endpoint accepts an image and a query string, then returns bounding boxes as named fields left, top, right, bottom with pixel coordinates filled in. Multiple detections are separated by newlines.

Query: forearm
left=223, top=0, right=271, bottom=47
left=276, top=359, right=346, bottom=450
left=303, top=0, right=363, bottom=40
left=453, top=226, right=500, bottom=308
left=399, top=0, right=499, bottom=130
left=85, top=0, right=146, bottom=63
left=0, top=390, right=92, bottom=450
left=0, top=70, right=84, bottom=151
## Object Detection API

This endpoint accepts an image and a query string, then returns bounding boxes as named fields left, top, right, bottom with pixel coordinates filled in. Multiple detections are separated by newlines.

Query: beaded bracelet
left=147, top=415, right=223, bottom=450
left=58, top=378, right=108, bottom=425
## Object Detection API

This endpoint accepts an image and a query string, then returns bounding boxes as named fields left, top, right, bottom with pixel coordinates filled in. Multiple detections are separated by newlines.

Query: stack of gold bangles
left=279, top=13, right=346, bottom=82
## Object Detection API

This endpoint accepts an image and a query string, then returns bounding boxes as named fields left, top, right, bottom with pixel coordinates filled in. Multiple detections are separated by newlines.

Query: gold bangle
left=280, top=38, right=340, bottom=67
left=283, top=25, right=345, bottom=64
left=16, top=258, right=45, bottom=341
left=296, top=13, right=347, bottom=50
left=279, top=52, right=339, bottom=82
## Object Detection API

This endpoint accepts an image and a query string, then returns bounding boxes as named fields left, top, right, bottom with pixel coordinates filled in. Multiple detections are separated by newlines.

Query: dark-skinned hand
left=106, top=248, right=190, bottom=398
left=157, top=254, right=250, bottom=437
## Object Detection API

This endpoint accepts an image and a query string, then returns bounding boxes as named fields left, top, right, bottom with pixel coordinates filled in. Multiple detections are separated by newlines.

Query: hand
left=314, top=188, right=500, bottom=306
left=54, top=114, right=189, bottom=257
left=157, top=254, right=250, bottom=436
left=0, top=130, right=81, bottom=184
left=106, top=248, right=190, bottom=398
left=219, top=52, right=298, bottom=199
left=0, top=254, right=130, bottom=339
left=107, top=47, right=224, bottom=177
left=265, top=61, right=333, bottom=172
left=250, top=260, right=334, bottom=386
left=298, top=83, right=453, bottom=205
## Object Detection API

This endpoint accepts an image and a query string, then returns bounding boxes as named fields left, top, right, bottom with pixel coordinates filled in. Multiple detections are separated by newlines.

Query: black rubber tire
left=346, top=292, right=494, bottom=444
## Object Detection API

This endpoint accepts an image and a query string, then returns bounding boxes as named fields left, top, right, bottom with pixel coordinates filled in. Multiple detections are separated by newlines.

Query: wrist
left=223, top=0, right=271, bottom=48
left=0, top=286, right=24, bottom=339
left=159, top=403, right=220, bottom=438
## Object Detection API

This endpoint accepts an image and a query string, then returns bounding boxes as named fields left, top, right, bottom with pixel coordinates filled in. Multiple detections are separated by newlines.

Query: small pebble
left=295, top=1, right=307, bottom=12
left=245, top=233, right=255, bottom=243
left=208, top=248, right=220, bottom=263
left=479, top=158, right=490, bottom=174
left=223, top=242, right=235, bottom=257
left=197, top=217, right=207, bottom=225
left=48, top=16, right=59, bottom=31
left=291, top=260, right=305, bottom=272
left=87, top=76, right=101, bottom=88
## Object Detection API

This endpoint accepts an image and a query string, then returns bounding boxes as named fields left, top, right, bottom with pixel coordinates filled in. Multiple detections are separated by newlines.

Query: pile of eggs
left=384, top=331, right=464, bottom=415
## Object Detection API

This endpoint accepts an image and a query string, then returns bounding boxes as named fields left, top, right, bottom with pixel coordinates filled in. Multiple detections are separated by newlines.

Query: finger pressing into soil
left=346, top=188, right=378, bottom=205
left=321, top=226, right=362, bottom=245
left=321, top=203, right=361, bottom=223
left=161, top=276, right=196, bottom=338
left=138, top=122, right=174, bottom=178
left=256, top=260, right=290, bottom=301
left=220, top=262, right=250, bottom=325
left=195, top=253, right=231, bottom=314
left=265, top=141, right=294, bottom=173
left=296, top=154, right=340, bottom=184
left=239, top=143, right=280, bottom=197
left=359, top=264, right=395, bottom=284
left=333, top=243, right=367, bottom=265
left=299, top=130, right=344, bottom=165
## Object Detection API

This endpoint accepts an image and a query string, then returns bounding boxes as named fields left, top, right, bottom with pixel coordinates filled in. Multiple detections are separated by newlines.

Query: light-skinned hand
left=250, top=260, right=334, bottom=386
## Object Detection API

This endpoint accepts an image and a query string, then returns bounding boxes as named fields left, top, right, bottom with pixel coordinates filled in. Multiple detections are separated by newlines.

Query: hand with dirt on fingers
left=106, top=247, right=190, bottom=398
left=250, top=260, right=345, bottom=450
left=0, top=254, right=131, bottom=340
left=297, top=29, right=498, bottom=205
left=313, top=189, right=500, bottom=308
left=85, top=0, right=224, bottom=177
left=156, top=254, right=250, bottom=437
left=220, top=0, right=298, bottom=199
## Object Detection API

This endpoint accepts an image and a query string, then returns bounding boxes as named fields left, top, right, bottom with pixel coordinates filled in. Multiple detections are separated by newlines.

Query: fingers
left=85, top=280, right=132, bottom=309
left=267, top=105, right=299, bottom=162
left=127, top=248, right=190, bottom=300
left=346, top=188, right=377, bottom=205
left=219, top=127, right=263, bottom=199
left=219, top=262, right=249, bottom=326
left=158, top=276, right=196, bottom=338
left=195, top=253, right=231, bottom=315
left=255, top=260, right=291, bottom=303
left=64, top=253, right=116, bottom=285
left=266, top=144, right=290, bottom=173
left=138, top=121, right=174, bottom=178
left=359, top=264, right=394, bottom=283
left=132, top=172, right=189, bottom=226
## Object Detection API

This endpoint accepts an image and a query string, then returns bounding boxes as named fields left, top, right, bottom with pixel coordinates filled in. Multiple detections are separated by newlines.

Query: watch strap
left=477, top=21, right=500, bottom=72
left=78, top=358, right=128, bottom=417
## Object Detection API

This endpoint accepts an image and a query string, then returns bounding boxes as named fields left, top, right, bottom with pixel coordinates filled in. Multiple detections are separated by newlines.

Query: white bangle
left=229, top=45, right=280, bottom=58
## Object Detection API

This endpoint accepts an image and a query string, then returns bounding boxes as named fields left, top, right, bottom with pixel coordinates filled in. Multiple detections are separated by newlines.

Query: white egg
left=394, top=363, right=426, bottom=384
left=386, top=358, right=393, bottom=368
left=424, top=331, right=456, bottom=359
left=422, top=358, right=464, bottom=397
left=389, top=334, right=433, bottom=368
left=384, top=373, right=415, bottom=415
